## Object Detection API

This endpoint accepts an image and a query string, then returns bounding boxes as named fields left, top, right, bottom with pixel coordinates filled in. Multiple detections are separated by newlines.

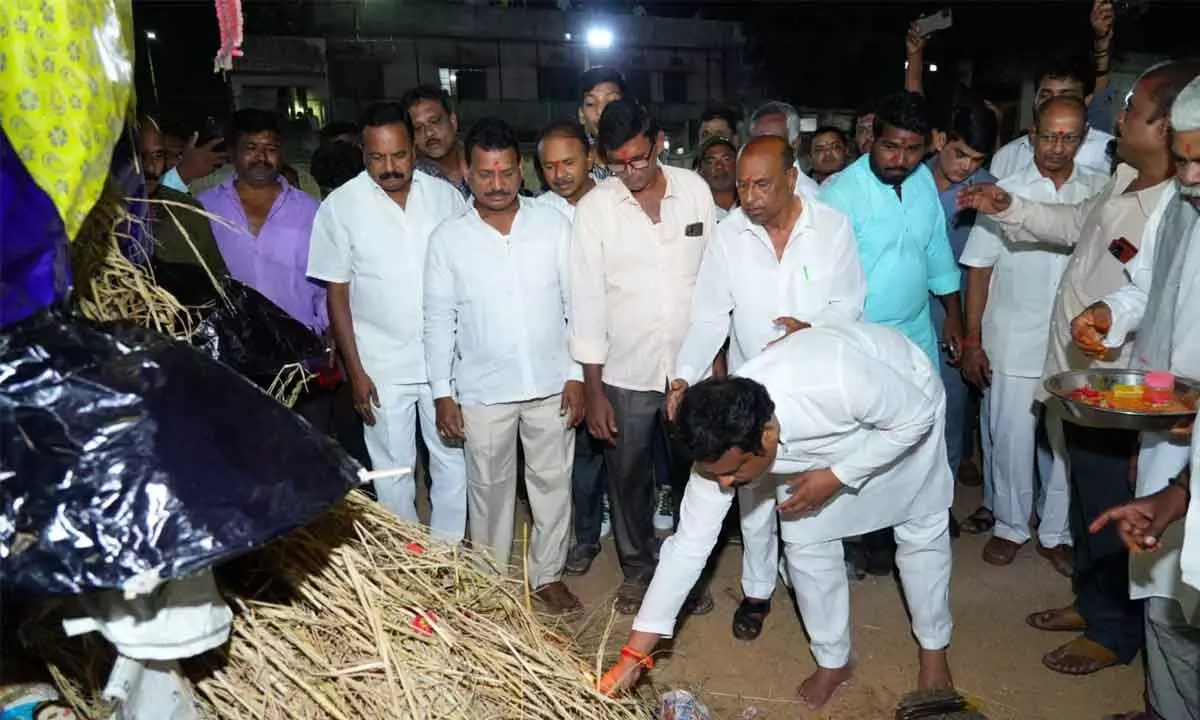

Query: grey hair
left=750, top=101, right=803, bottom=146
left=1171, top=75, right=1200, bottom=133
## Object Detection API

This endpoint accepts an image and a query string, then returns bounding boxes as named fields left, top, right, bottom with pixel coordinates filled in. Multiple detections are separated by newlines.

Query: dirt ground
left=554, top=486, right=1145, bottom=720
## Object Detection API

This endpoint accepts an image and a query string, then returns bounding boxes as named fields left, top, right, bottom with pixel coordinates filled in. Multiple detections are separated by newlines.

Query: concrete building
left=231, top=0, right=752, bottom=148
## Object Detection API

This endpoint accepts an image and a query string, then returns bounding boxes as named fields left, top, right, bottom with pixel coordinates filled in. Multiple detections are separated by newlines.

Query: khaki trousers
left=461, top=394, right=574, bottom=588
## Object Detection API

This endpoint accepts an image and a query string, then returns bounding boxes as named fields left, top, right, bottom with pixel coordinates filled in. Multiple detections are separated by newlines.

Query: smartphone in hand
left=913, top=8, right=953, bottom=37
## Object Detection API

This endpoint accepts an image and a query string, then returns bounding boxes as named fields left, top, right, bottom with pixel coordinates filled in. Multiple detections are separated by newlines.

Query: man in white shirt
left=958, top=62, right=1189, bottom=675
left=959, top=96, right=1109, bottom=572
left=534, top=119, right=610, bottom=576
left=671, top=135, right=865, bottom=642
left=601, top=325, right=954, bottom=709
left=424, top=117, right=584, bottom=613
left=748, top=101, right=822, bottom=199
left=570, top=99, right=716, bottom=614
left=306, top=102, right=469, bottom=542
left=1070, top=72, right=1200, bottom=719
left=990, top=59, right=1115, bottom=179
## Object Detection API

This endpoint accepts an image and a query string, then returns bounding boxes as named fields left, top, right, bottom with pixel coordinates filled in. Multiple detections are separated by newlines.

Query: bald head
left=736, top=135, right=798, bottom=227
left=1031, top=95, right=1088, bottom=178
left=739, top=135, right=795, bottom=174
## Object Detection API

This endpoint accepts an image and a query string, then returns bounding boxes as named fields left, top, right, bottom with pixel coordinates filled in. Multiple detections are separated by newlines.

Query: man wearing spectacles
left=958, top=96, right=1108, bottom=575
left=569, top=99, right=717, bottom=616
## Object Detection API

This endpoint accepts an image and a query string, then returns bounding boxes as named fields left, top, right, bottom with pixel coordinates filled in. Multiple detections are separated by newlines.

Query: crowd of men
left=134, top=1, right=1200, bottom=713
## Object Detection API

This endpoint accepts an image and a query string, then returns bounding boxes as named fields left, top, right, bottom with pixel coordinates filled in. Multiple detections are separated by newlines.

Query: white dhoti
left=984, top=372, right=1071, bottom=547
left=364, top=382, right=468, bottom=543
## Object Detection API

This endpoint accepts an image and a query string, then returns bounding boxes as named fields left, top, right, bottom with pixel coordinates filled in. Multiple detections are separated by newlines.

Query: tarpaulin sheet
left=0, top=309, right=363, bottom=596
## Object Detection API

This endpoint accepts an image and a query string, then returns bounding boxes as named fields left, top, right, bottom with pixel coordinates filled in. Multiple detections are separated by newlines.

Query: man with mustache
left=424, top=117, right=584, bottom=613
left=401, top=85, right=471, bottom=199
left=137, top=116, right=227, bottom=279
left=959, top=61, right=1197, bottom=676
left=820, top=91, right=964, bottom=577
left=670, top=135, right=865, bottom=644
left=306, top=102, right=470, bottom=542
left=695, top=134, right=738, bottom=221
left=198, top=109, right=325, bottom=332
left=958, top=96, right=1108, bottom=573
left=601, top=325, right=955, bottom=710
left=534, top=119, right=612, bottom=575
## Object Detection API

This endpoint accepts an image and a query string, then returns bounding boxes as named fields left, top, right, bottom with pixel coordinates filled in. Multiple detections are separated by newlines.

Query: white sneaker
left=653, top=486, right=674, bottom=531
left=599, top=494, right=612, bottom=539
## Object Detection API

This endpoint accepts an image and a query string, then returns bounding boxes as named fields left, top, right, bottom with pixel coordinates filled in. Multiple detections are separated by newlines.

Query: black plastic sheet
left=152, top=270, right=327, bottom=387
left=0, top=309, right=364, bottom=596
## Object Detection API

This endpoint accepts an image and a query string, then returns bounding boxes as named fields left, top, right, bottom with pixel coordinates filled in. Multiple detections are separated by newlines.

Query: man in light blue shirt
left=822, top=91, right=963, bottom=577
left=822, top=91, right=964, bottom=366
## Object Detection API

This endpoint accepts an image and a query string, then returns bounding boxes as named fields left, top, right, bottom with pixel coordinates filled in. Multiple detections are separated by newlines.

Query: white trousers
left=364, top=382, right=467, bottom=543
left=461, top=394, right=574, bottom=588
left=738, top=479, right=783, bottom=600
left=784, top=510, right=954, bottom=668
left=983, top=373, right=1071, bottom=547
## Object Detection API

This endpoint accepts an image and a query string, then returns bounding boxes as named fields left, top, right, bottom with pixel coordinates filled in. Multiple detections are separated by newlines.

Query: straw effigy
left=27, top=491, right=656, bottom=720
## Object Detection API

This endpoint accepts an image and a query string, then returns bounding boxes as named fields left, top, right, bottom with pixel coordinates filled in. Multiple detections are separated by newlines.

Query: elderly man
left=749, top=101, right=821, bottom=198
left=671, top=135, right=865, bottom=642
left=959, top=61, right=1197, bottom=676
left=1071, top=73, right=1200, bottom=718
left=960, top=96, right=1109, bottom=571
left=603, top=324, right=954, bottom=710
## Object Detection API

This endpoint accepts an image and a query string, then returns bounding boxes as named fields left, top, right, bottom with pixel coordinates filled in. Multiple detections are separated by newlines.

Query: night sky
left=132, top=0, right=1200, bottom=126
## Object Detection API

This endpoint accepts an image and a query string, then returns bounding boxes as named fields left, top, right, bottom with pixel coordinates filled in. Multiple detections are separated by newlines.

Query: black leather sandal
left=731, top=597, right=771, bottom=641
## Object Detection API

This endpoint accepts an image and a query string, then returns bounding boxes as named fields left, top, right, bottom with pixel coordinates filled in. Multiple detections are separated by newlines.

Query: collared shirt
left=960, top=163, right=1108, bottom=377
left=633, top=323, right=952, bottom=638
left=930, top=162, right=996, bottom=262
left=424, top=198, right=580, bottom=405
left=674, top=199, right=866, bottom=384
left=417, top=158, right=471, bottom=200
left=535, top=189, right=578, bottom=223
left=197, top=176, right=326, bottom=331
left=793, top=162, right=822, bottom=199
left=306, top=171, right=468, bottom=384
left=990, top=127, right=1114, bottom=180
left=570, top=165, right=716, bottom=392
left=820, top=155, right=960, bottom=363
left=988, top=164, right=1173, bottom=396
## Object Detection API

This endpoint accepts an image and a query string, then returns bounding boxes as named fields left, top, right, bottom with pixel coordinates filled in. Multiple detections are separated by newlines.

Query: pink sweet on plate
left=1145, top=371, right=1175, bottom=405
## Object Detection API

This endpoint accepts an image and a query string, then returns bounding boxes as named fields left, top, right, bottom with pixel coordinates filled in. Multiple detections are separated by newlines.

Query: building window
left=662, top=71, right=687, bottom=104
left=438, top=67, right=487, bottom=101
left=625, top=69, right=651, bottom=103
left=538, top=67, right=577, bottom=102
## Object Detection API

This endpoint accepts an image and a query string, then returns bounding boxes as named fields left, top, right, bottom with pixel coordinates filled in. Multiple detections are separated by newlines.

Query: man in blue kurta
left=821, top=91, right=963, bottom=576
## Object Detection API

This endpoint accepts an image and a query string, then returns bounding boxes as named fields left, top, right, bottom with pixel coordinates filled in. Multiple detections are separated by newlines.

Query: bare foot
left=798, top=665, right=853, bottom=709
left=917, top=649, right=953, bottom=690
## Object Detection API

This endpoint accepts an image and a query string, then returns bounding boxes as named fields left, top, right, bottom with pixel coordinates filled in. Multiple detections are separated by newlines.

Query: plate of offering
left=1045, top=369, right=1198, bottom=431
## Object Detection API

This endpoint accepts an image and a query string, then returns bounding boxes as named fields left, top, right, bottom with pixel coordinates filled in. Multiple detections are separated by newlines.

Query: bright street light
left=145, top=30, right=157, bottom=40
left=929, top=63, right=939, bottom=72
left=586, top=27, right=613, bottom=49
left=564, top=32, right=573, bottom=41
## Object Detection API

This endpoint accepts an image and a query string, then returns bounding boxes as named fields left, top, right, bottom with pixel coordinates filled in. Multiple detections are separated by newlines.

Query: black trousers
left=295, top=381, right=372, bottom=470
left=571, top=425, right=607, bottom=549
left=1063, top=421, right=1143, bottom=663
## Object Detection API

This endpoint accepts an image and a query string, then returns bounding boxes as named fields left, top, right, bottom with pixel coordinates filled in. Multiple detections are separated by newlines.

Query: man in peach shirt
left=570, top=99, right=716, bottom=615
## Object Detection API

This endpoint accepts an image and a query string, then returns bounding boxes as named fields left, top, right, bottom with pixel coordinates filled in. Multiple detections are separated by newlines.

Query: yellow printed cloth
left=0, top=0, right=135, bottom=239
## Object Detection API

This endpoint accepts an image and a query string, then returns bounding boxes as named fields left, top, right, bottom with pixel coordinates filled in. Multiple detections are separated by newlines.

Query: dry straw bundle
left=27, top=491, right=655, bottom=719
left=194, top=490, right=653, bottom=719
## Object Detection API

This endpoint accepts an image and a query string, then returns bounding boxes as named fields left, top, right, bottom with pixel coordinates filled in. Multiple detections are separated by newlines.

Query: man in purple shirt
left=198, top=109, right=327, bottom=332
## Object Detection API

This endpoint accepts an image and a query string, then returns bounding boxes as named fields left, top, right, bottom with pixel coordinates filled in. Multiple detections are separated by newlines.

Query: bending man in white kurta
left=602, top=324, right=955, bottom=709
left=673, top=135, right=865, bottom=642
